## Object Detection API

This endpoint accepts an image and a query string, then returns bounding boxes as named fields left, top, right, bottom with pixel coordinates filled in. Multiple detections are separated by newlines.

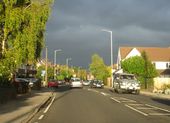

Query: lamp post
left=101, top=29, right=113, bottom=87
left=45, top=47, right=48, bottom=87
left=66, top=58, right=72, bottom=77
left=54, top=49, right=62, bottom=79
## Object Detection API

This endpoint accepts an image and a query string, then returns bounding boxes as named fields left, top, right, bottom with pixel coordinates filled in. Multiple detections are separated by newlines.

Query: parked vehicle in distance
left=90, top=80, right=104, bottom=88
left=82, top=80, right=91, bottom=86
left=70, top=77, right=83, bottom=88
left=48, top=79, right=58, bottom=88
left=113, top=73, right=140, bottom=94
left=58, top=80, right=65, bottom=85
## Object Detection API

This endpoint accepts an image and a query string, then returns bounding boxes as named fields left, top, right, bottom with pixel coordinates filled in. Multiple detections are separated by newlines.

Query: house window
left=166, top=63, right=170, bottom=69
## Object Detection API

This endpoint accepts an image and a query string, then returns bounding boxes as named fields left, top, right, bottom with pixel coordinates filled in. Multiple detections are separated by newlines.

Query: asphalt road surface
left=31, top=85, right=170, bottom=123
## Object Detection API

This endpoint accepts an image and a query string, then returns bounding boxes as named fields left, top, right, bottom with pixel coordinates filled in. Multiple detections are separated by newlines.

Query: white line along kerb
left=44, top=95, right=56, bottom=113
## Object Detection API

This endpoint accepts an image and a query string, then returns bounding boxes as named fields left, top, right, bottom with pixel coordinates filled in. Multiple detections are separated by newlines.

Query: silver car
left=113, top=73, right=140, bottom=94
left=70, top=78, right=83, bottom=88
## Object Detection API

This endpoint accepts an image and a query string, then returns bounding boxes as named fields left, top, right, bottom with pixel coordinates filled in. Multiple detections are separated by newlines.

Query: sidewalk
left=104, top=86, right=170, bottom=100
left=0, top=88, right=53, bottom=123
left=140, top=91, right=170, bottom=100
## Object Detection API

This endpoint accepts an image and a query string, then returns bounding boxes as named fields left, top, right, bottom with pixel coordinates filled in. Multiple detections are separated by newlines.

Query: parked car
left=48, top=79, right=58, bottom=88
left=70, top=77, right=83, bottom=88
left=82, top=80, right=91, bottom=86
left=113, top=73, right=140, bottom=94
left=90, top=80, right=104, bottom=88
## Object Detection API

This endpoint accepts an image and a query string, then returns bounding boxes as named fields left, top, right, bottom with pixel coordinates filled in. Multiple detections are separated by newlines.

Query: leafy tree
left=141, top=51, right=158, bottom=89
left=121, top=52, right=158, bottom=89
left=89, top=54, right=110, bottom=84
left=0, top=0, right=53, bottom=84
left=121, top=56, right=145, bottom=76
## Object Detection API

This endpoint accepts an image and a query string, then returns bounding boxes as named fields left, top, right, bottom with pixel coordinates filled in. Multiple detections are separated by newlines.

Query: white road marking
left=136, top=107, right=155, bottom=110
left=149, top=113, right=170, bottom=116
left=38, top=115, right=44, bottom=120
left=145, top=104, right=170, bottom=113
left=127, top=103, right=144, bottom=106
left=125, top=104, right=148, bottom=116
left=101, top=92, right=107, bottom=96
left=44, top=95, right=56, bottom=113
left=110, top=97, right=121, bottom=103
left=121, top=100, right=136, bottom=103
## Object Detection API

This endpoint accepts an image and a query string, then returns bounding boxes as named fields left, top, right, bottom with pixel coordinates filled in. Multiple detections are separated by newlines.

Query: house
left=117, top=47, right=170, bottom=77
left=117, top=47, right=170, bottom=91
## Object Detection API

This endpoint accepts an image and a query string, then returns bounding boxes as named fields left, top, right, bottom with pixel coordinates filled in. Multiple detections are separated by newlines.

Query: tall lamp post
left=54, top=49, right=62, bottom=79
left=66, top=58, right=72, bottom=77
left=101, top=29, right=113, bottom=87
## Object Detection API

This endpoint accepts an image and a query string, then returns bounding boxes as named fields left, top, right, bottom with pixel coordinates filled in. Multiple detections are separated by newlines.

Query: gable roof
left=120, top=47, right=170, bottom=61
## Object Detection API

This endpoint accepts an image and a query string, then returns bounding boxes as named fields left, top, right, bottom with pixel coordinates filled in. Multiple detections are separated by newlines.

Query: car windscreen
left=120, top=75, right=135, bottom=80
left=71, top=78, right=80, bottom=81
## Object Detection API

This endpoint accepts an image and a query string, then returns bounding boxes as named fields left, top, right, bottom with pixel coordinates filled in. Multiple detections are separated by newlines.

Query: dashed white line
left=44, top=95, right=56, bottom=113
left=125, top=104, right=148, bottom=116
left=101, top=92, right=107, bottom=96
left=110, top=97, right=121, bottom=103
left=93, top=90, right=99, bottom=93
left=38, top=115, right=44, bottom=120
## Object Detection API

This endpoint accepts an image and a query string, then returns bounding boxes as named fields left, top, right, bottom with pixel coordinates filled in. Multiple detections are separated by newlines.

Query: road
left=31, top=85, right=170, bottom=123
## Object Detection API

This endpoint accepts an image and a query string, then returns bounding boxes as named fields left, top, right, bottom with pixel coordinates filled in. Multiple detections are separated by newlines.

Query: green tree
left=89, top=54, right=110, bottom=84
left=0, top=0, right=53, bottom=84
left=121, top=53, right=158, bottom=89
left=141, top=51, right=158, bottom=89
left=121, top=56, right=145, bottom=76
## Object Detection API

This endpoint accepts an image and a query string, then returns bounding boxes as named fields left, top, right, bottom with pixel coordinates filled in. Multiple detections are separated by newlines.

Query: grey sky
left=45, top=0, right=170, bottom=68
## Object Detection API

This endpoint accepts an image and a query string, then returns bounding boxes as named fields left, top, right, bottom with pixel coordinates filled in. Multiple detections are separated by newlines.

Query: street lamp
left=66, top=58, right=72, bottom=77
left=54, top=49, right=62, bottom=79
left=101, top=29, right=113, bottom=87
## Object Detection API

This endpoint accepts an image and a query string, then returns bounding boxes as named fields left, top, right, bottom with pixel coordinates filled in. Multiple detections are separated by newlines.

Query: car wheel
left=135, top=90, right=140, bottom=95
left=117, top=88, right=123, bottom=94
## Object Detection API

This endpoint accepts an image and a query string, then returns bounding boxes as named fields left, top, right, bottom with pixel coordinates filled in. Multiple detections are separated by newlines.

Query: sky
left=45, top=0, right=170, bottom=68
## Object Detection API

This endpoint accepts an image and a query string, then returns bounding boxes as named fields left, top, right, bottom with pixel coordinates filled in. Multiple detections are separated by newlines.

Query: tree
left=141, top=51, right=158, bottom=89
left=121, top=56, right=145, bottom=76
left=121, top=52, right=158, bottom=89
left=89, top=54, right=110, bottom=84
left=0, top=0, right=53, bottom=84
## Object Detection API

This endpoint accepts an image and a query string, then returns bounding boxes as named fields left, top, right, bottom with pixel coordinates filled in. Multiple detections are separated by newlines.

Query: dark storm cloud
left=46, top=0, right=170, bottom=68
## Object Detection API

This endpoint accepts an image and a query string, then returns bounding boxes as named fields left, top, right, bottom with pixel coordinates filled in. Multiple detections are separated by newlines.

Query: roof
left=120, top=47, right=170, bottom=61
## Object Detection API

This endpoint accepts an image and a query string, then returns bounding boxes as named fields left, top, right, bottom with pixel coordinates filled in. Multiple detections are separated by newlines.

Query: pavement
left=0, top=87, right=53, bottom=123
left=104, top=86, right=170, bottom=100
left=0, top=86, right=170, bottom=123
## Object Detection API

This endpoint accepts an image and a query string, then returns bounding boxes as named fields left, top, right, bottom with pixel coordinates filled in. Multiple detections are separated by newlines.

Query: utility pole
left=53, top=49, right=62, bottom=79
left=45, top=47, right=48, bottom=87
left=66, top=58, right=72, bottom=77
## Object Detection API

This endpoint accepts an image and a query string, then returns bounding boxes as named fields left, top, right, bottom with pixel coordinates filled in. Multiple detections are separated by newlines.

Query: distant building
left=117, top=47, right=170, bottom=77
